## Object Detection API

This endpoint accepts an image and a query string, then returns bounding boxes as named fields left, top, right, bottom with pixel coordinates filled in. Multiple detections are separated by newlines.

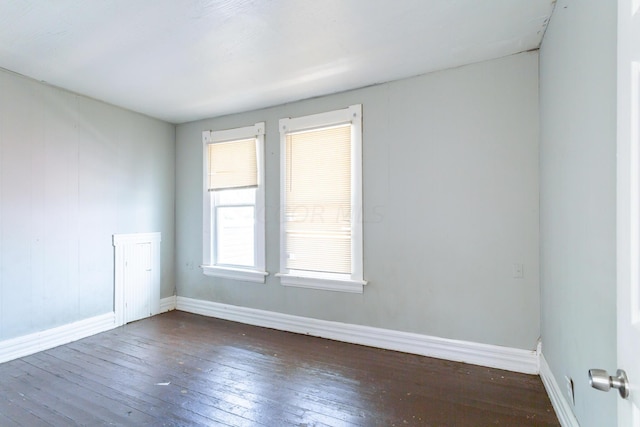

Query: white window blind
left=207, top=138, right=257, bottom=191
left=285, top=124, right=352, bottom=274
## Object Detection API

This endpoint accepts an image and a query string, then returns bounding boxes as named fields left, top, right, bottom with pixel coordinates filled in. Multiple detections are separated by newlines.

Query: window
left=202, top=122, right=267, bottom=283
left=277, top=105, right=365, bottom=293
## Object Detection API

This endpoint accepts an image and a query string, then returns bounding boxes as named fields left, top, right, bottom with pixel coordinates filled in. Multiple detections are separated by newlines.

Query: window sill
left=201, top=265, right=268, bottom=283
left=276, top=273, right=367, bottom=293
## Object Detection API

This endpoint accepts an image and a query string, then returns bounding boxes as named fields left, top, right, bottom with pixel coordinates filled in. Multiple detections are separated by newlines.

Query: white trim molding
left=202, top=265, right=268, bottom=283
left=176, top=297, right=539, bottom=374
left=539, top=354, right=580, bottom=427
left=160, top=296, right=177, bottom=313
left=0, top=313, right=116, bottom=364
left=113, top=232, right=161, bottom=246
left=277, top=273, right=366, bottom=293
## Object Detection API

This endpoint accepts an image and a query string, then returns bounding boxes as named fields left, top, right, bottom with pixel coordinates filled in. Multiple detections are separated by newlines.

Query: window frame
left=277, top=104, right=366, bottom=293
left=201, top=122, right=267, bottom=283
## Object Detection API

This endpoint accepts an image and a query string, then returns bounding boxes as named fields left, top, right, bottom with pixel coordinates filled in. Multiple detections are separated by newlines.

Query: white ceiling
left=0, top=0, right=555, bottom=124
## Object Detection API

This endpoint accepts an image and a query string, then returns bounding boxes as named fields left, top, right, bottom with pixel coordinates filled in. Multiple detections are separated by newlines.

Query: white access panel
left=113, top=232, right=161, bottom=325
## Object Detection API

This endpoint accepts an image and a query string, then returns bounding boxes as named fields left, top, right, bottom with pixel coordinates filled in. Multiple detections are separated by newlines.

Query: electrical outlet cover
left=565, top=376, right=575, bottom=406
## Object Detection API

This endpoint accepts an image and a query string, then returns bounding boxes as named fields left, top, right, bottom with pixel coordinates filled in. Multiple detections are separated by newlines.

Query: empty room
left=0, top=0, right=636, bottom=426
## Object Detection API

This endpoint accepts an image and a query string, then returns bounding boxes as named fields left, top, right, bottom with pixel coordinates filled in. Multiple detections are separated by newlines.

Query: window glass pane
left=216, top=206, right=255, bottom=267
left=216, top=187, right=256, bottom=205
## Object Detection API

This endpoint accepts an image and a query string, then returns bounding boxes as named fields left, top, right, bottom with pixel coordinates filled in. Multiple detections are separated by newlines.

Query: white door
left=113, top=232, right=162, bottom=326
left=124, top=242, right=153, bottom=323
left=617, top=0, right=640, bottom=424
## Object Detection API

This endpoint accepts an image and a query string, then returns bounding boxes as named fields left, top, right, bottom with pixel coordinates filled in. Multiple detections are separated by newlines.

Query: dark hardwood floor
left=0, top=311, right=559, bottom=426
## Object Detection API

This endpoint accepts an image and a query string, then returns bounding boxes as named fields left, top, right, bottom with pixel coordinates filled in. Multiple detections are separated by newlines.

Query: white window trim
left=201, top=265, right=268, bottom=283
left=276, top=273, right=366, bottom=293
left=278, top=104, right=366, bottom=293
left=201, top=122, right=268, bottom=283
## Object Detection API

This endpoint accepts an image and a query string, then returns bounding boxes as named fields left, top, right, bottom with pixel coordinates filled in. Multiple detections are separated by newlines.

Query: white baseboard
left=539, top=354, right=579, bottom=427
left=160, top=295, right=177, bottom=313
left=0, top=296, right=175, bottom=365
left=176, top=297, right=539, bottom=374
left=0, top=312, right=116, bottom=364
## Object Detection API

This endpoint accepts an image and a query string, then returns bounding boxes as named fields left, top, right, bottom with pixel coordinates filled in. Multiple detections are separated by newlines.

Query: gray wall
left=539, top=0, right=617, bottom=425
left=0, top=68, right=176, bottom=340
left=176, top=51, right=540, bottom=350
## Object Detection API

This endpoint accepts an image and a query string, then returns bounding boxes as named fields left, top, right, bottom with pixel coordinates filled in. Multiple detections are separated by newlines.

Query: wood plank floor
left=0, top=311, right=559, bottom=426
